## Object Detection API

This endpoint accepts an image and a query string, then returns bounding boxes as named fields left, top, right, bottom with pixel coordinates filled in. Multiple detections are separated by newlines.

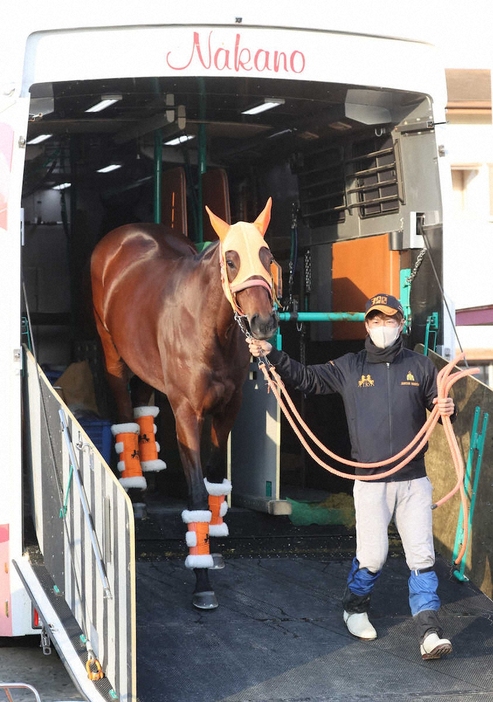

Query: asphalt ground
left=0, top=636, right=84, bottom=702
left=2, top=506, right=492, bottom=702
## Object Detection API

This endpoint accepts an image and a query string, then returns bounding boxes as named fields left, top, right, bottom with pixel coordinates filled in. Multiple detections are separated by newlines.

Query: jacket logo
left=401, top=370, right=419, bottom=387
left=358, top=374, right=374, bottom=387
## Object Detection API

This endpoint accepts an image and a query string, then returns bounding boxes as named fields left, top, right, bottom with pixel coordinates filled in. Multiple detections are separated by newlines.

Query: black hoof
left=132, top=502, right=147, bottom=520
left=210, top=553, right=225, bottom=570
left=192, top=591, right=218, bottom=610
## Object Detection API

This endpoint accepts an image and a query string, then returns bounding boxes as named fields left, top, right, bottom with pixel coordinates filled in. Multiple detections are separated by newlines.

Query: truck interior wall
left=331, top=235, right=400, bottom=340
left=20, top=73, right=446, bottom=503
left=19, top=180, right=406, bottom=500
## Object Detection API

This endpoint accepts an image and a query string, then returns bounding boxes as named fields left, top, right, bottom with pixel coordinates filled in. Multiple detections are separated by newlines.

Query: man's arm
left=246, top=338, right=343, bottom=395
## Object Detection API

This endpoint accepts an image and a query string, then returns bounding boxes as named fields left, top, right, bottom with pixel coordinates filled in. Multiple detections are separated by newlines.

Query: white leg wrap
left=141, top=459, right=167, bottom=472
left=185, top=554, right=214, bottom=569
left=133, top=406, right=160, bottom=419
left=209, top=523, right=229, bottom=537
left=204, top=478, right=232, bottom=496
left=111, top=422, right=140, bottom=436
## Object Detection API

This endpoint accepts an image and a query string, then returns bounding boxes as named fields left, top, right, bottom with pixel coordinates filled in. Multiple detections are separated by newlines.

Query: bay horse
left=91, top=198, right=280, bottom=609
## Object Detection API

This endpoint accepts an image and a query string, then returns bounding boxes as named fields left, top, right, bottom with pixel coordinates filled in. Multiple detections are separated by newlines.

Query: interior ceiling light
left=163, top=134, right=195, bottom=146
left=268, top=128, right=294, bottom=139
left=241, top=98, right=285, bottom=115
left=85, top=93, right=122, bottom=113
left=53, top=182, right=71, bottom=190
left=27, top=134, right=53, bottom=144
left=299, top=131, right=320, bottom=140
left=97, top=164, right=122, bottom=173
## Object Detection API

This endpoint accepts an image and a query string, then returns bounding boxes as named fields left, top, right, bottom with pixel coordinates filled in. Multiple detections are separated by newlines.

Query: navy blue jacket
left=267, top=343, right=442, bottom=481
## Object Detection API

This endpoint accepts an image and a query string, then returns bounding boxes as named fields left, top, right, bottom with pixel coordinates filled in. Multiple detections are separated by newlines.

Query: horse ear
left=253, top=197, right=272, bottom=237
left=205, top=205, right=230, bottom=241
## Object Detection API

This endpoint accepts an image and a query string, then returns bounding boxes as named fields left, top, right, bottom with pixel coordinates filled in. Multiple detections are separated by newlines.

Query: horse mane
left=193, top=240, right=220, bottom=261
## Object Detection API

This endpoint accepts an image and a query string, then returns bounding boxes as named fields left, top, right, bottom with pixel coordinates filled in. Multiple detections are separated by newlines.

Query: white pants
left=353, top=476, right=435, bottom=573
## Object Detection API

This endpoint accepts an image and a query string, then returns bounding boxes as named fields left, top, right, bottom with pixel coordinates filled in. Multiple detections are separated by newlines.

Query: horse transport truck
left=1, top=3, right=491, bottom=701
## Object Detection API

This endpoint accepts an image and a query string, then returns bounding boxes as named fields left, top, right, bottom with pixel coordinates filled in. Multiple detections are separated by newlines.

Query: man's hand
left=433, top=397, right=455, bottom=416
left=247, top=338, right=273, bottom=358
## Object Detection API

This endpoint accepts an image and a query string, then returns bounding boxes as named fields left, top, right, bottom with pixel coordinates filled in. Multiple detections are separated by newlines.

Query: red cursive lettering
left=166, top=31, right=305, bottom=75
left=214, top=47, right=231, bottom=71
left=235, top=33, right=252, bottom=72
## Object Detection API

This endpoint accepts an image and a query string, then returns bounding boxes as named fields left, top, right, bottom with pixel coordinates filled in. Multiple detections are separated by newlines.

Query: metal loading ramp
left=22, top=350, right=137, bottom=702
left=135, top=505, right=493, bottom=702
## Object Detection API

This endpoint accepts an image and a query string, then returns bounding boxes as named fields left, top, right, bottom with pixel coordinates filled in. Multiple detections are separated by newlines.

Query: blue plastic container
left=78, top=417, right=113, bottom=464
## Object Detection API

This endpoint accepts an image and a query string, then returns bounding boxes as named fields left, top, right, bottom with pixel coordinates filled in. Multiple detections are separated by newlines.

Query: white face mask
left=368, top=325, right=400, bottom=349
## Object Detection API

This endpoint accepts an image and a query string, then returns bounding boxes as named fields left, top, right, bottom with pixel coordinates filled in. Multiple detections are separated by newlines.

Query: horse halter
left=205, top=198, right=282, bottom=318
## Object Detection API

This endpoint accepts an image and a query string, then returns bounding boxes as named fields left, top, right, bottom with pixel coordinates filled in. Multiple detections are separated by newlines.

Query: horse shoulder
left=94, top=223, right=195, bottom=269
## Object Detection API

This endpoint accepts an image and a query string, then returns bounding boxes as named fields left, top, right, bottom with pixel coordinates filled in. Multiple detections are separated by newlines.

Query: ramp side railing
left=22, top=349, right=137, bottom=702
left=0, top=683, right=41, bottom=701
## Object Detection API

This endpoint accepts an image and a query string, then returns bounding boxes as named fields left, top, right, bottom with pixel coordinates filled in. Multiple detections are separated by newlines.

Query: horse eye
left=226, top=258, right=235, bottom=269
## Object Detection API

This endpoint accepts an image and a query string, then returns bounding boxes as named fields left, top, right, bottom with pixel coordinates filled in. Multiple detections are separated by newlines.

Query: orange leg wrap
left=188, top=521, right=210, bottom=557
left=209, top=494, right=225, bottom=528
left=116, top=431, right=140, bottom=472
left=136, top=414, right=159, bottom=463
left=204, top=479, right=231, bottom=537
left=133, top=407, right=166, bottom=472
left=182, top=510, right=214, bottom=569
left=112, top=422, right=146, bottom=490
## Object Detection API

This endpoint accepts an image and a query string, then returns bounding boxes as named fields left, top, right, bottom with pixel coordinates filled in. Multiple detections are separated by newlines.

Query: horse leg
left=94, top=311, right=134, bottom=421
left=204, top=410, right=237, bottom=569
left=94, top=319, right=147, bottom=492
left=130, top=376, right=154, bottom=408
left=130, top=378, right=167, bottom=484
left=173, top=403, right=218, bottom=610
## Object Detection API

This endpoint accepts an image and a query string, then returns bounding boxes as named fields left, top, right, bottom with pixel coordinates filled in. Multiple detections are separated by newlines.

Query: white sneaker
left=343, top=611, right=377, bottom=640
left=420, top=632, right=452, bottom=660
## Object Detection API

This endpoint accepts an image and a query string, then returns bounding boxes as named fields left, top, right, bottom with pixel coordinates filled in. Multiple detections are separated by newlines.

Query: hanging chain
left=406, top=248, right=427, bottom=285
left=284, top=202, right=299, bottom=311
left=234, top=311, right=252, bottom=340
left=304, top=250, right=312, bottom=294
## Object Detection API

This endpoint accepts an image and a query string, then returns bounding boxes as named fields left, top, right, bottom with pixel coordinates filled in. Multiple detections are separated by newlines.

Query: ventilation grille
left=295, top=145, right=346, bottom=228
left=295, top=134, right=402, bottom=227
left=347, top=135, right=401, bottom=218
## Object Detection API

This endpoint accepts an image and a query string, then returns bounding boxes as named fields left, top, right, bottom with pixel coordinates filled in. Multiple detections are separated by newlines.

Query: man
left=247, top=293, right=455, bottom=660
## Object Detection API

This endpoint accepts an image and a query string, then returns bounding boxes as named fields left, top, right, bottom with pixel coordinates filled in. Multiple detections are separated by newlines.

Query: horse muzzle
left=231, top=278, right=280, bottom=339
left=248, top=309, right=279, bottom=341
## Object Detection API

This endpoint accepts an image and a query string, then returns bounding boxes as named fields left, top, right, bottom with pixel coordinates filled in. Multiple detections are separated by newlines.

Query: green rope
left=59, top=463, right=74, bottom=519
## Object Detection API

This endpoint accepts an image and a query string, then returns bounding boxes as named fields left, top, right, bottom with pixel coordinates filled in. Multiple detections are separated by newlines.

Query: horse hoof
left=192, top=591, right=218, bottom=610
left=210, top=553, right=225, bottom=570
left=132, top=502, right=147, bottom=520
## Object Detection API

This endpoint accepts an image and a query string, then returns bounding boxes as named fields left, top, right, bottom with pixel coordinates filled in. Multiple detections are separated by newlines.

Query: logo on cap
left=365, top=293, right=404, bottom=317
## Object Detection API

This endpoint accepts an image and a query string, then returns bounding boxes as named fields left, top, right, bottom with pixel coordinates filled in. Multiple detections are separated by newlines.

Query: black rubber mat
left=136, top=506, right=493, bottom=702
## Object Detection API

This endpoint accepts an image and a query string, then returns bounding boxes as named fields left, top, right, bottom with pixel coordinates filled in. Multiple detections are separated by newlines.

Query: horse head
left=206, top=198, right=280, bottom=340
